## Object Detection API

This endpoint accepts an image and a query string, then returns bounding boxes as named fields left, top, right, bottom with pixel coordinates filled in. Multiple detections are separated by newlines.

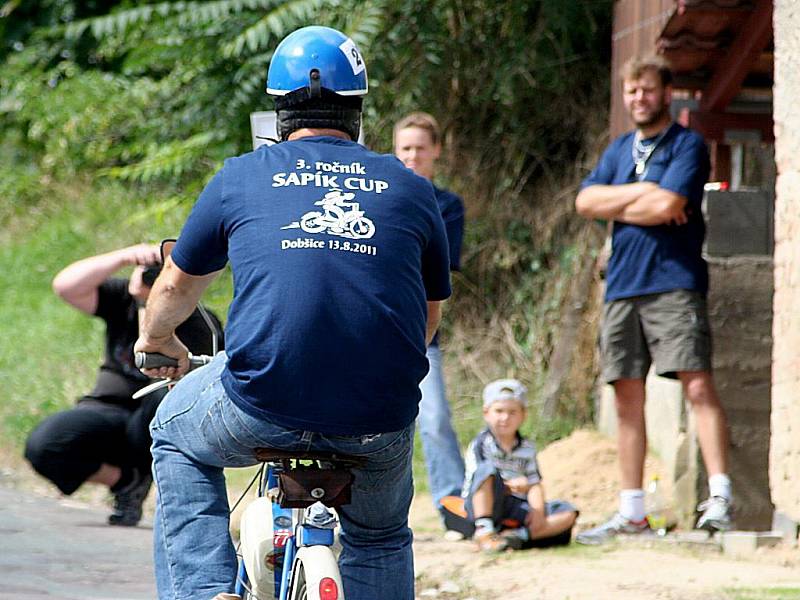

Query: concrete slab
left=0, top=485, right=156, bottom=599
left=772, top=511, right=800, bottom=547
left=663, top=530, right=720, bottom=549
left=721, top=530, right=784, bottom=558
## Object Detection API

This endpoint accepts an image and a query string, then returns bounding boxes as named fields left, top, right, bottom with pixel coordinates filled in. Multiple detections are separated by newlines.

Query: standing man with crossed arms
left=135, top=26, right=450, bottom=600
left=574, top=55, right=733, bottom=544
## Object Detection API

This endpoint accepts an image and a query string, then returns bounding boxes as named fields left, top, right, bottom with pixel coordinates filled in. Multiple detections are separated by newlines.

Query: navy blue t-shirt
left=433, top=185, right=465, bottom=272
left=430, top=185, right=464, bottom=347
left=581, top=123, right=710, bottom=301
left=172, top=136, right=451, bottom=435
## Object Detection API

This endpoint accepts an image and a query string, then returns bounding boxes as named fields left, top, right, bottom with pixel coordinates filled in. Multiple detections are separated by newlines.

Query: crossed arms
left=575, top=181, right=688, bottom=226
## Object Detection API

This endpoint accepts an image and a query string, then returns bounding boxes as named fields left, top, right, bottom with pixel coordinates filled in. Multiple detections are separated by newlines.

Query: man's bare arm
left=134, top=256, right=220, bottom=377
left=52, top=244, right=161, bottom=314
left=616, top=188, right=688, bottom=226
left=426, top=301, right=443, bottom=346
left=575, top=182, right=658, bottom=220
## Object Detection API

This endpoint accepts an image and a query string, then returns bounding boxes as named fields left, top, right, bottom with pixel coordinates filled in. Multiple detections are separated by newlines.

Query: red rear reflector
left=319, top=577, right=339, bottom=600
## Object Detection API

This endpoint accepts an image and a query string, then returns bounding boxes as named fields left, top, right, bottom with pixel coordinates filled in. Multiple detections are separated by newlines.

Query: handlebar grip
left=135, top=352, right=179, bottom=369
left=189, top=354, right=213, bottom=368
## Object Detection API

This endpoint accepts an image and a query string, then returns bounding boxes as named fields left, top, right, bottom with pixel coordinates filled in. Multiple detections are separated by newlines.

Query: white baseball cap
left=482, top=378, right=528, bottom=408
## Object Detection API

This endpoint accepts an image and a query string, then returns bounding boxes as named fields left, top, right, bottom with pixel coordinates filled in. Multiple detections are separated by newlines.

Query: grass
left=0, top=177, right=228, bottom=456
left=415, top=571, right=485, bottom=600
left=724, top=589, right=800, bottom=600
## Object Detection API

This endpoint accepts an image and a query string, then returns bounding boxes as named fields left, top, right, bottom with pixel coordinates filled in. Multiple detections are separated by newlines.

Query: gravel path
left=0, top=484, right=155, bottom=599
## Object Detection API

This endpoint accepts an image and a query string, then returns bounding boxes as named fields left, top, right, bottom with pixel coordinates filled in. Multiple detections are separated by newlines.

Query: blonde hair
left=393, top=112, right=441, bottom=146
left=620, top=55, right=673, bottom=87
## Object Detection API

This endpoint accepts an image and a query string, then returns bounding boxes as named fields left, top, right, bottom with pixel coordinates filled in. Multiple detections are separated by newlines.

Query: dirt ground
left=4, top=429, right=800, bottom=600
left=409, top=430, right=800, bottom=600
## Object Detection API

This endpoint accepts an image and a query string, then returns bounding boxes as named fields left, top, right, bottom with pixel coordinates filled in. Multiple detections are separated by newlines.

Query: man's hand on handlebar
left=134, top=333, right=190, bottom=379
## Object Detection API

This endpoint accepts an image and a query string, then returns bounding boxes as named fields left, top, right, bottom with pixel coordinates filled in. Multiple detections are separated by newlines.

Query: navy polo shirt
left=172, top=136, right=452, bottom=435
left=581, top=123, right=710, bottom=301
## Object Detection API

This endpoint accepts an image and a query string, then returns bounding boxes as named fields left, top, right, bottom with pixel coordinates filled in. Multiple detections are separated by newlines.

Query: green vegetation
left=0, top=1, right=615, bottom=475
left=724, top=588, right=800, bottom=600
left=0, top=175, right=233, bottom=452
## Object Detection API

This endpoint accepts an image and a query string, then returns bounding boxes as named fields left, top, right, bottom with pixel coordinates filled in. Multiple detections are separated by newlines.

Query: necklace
left=631, top=123, right=672, bottom=178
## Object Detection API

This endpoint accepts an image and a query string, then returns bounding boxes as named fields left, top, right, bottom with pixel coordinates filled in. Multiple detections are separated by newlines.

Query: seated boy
left=463, top=379, right=579, bottom=552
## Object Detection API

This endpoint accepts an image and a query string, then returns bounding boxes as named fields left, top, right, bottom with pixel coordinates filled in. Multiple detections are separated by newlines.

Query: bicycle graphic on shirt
left=283, top=189, right=376, bottom=240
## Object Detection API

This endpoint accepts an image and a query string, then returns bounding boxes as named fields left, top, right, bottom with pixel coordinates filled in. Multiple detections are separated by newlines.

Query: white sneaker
left=443, top=529, right=466, bottom=541
left=696, top=496, right=733, bottom=532
left=575, top=512, right=650, bottom=545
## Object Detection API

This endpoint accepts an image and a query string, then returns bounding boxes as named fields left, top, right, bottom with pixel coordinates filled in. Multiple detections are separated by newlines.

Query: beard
left=632, top=103, right=669, bottom=128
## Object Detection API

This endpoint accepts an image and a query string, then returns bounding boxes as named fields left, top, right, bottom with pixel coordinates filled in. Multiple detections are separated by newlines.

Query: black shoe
left=108, top=471, right=152, bottom=526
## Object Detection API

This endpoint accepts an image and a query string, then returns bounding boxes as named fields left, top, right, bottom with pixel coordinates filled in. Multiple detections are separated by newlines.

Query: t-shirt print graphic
left=282, top=188, right=376, bottom=239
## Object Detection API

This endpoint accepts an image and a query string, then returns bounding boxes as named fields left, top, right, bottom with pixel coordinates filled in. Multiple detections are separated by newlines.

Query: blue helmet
left=266, top=26, right=368, bottom=97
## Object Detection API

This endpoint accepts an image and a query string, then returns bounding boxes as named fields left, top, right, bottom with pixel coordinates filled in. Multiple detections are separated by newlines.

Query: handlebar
left=134, top=352, right=213, bottom=371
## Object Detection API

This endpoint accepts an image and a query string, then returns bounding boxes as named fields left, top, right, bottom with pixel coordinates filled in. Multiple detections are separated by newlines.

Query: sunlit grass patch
left=723, top=588, right=800, bottom=600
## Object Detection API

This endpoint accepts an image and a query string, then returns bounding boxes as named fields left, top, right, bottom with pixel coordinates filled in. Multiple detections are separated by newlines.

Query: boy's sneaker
left=575, top=512, right=650, bottom=545
left=695, top=496, right=733, bottom=532
left=500, top=528, right=529, bottom=550
left=474, top=530, right=509, bottom=553
left=108, top=471, right=152, bottom=527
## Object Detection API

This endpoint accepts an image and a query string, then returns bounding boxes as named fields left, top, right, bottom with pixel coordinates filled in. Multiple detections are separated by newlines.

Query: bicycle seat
left=254, top=448, right=366, bottom=508
left=253, top=448, right=367, bottom=468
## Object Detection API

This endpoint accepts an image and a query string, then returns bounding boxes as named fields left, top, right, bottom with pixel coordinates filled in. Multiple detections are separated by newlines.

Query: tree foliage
left=1, top=0, right=611, bottom=184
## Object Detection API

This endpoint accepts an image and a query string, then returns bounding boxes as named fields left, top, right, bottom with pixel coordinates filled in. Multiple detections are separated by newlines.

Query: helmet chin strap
left=309, top=69, right=322, bottom=99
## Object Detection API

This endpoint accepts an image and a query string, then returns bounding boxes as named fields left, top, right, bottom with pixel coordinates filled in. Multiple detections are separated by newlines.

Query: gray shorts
left=600, top=289, right=712, bottom=383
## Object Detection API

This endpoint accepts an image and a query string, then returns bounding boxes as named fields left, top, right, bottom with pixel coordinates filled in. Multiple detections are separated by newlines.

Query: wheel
left=347, top=216, right=375, bottom=239
left=300, top=212, right=327, bottom=233
left=241, top=587, right=258, bottom=600
left=288, top=563, right=309, bottom=600
left=287, top=546, right=343, bottom=600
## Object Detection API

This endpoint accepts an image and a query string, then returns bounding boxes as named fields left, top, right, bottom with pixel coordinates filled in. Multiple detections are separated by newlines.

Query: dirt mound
left=537, top=429, right=671, bottom=526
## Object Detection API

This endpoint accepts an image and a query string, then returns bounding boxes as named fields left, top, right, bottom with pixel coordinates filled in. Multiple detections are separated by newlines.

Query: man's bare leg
left=679, top=370, right=733, bottom=531
left=614, top=378, right=647, bottom=489
left=679, top=370, right=728, bottom=475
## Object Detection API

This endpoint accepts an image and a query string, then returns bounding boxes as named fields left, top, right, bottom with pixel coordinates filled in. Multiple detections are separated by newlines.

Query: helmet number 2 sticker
left=339, top=38, right=365, bottom=75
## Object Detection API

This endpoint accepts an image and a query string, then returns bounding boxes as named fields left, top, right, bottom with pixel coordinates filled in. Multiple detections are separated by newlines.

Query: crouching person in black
left=25, top=243, right=224, bottom=526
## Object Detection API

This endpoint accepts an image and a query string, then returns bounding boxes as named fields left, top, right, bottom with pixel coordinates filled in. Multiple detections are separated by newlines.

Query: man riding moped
left=135, top=26, right=451, bottom=600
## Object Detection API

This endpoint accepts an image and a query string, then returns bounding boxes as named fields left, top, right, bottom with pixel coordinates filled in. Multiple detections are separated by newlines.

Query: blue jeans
left=418, top=344, right=465, bottom=509
left=149, top=352, right=415, bottom=600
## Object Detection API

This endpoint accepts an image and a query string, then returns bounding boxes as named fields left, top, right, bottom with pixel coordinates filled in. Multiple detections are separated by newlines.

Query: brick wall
left=770, top=0, right=800, bottom=521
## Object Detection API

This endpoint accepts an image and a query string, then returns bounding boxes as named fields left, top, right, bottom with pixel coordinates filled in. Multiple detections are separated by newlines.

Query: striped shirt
left=462, top=428, right=541, bottom=498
